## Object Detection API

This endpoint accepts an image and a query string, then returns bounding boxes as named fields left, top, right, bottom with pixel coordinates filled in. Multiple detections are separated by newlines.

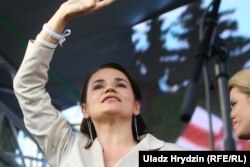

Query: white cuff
left=36, top=36, right=57, bottom=49
left=42, top=23, right=71, bottom=47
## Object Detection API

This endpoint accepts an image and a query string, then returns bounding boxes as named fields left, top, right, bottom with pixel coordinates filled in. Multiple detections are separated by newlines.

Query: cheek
left=124, top=91, right=136, bottom=103
left=236, top=105, right=244, bottom=117
left=247, top=100, right=250, bottom=110
left=85, top=89, right=100, bottom=107
left=243, top=104, right=250, bottom=117
left=86, top=92, right=99, bottom=104
left=235, top=103, right=250, bottom=120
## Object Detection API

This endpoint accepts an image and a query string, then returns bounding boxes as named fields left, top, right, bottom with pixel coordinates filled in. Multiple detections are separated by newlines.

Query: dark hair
left=79, top=63, right=147, bottom=144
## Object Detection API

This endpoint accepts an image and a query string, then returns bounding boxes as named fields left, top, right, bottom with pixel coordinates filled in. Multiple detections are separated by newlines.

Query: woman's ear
left=81, top=103, right=89, bottom=118
left=133, top=100, right=141, bottom=115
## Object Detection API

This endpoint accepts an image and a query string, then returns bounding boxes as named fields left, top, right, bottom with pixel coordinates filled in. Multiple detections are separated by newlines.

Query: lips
left=231, top=119, right=237, bottom=129
left=101, top=95, right=121, bottom=103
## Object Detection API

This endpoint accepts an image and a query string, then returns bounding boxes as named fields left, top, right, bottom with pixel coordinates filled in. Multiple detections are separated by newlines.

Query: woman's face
left=82, top=68, right=140, bottom=121
left=230, top=87, right=250, bottom=139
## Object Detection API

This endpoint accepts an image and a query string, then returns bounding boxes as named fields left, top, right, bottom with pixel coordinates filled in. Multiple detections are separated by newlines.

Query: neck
left=93, top=118, right=138, bottom=167
left=94, top=118, right=137, bottom=150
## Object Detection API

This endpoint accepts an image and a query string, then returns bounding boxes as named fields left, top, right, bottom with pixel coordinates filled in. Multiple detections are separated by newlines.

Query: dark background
left=1, top=0, right=250, bottom=166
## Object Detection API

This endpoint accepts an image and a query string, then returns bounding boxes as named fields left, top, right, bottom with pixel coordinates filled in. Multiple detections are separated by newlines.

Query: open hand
left=61, top=0, right=115, bottom=20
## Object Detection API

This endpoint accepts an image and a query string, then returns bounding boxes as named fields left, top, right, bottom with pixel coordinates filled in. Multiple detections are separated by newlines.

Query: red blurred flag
left=176, top=106, right=250, bottom=150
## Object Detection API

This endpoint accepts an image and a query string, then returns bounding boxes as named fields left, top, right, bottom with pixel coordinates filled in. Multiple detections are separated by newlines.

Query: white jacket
left=13, top=41, right=185, bottom=167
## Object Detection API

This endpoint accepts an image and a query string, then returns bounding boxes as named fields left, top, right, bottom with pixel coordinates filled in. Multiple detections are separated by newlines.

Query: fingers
left=87, top=0, right=115, bottom=15
left=59, top=0, right=115, bottom=22
left=95, top=0, right=115, bottom=10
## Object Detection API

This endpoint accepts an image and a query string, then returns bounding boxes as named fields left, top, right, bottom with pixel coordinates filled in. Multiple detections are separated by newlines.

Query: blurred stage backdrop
left=130, top=0, right=250, bottom=150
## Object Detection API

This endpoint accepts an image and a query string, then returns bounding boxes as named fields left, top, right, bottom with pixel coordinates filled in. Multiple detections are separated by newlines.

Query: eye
left=230, top=101, right=236, bottom=109
left=93, top=84, right=103, bottom=90
left=116, top=83, right=126, bottom=88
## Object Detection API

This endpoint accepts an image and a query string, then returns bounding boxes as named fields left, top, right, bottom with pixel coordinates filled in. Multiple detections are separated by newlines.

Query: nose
left=230, top=110, right=235, bottom=119
left=105, top=85, right=116, bottom=93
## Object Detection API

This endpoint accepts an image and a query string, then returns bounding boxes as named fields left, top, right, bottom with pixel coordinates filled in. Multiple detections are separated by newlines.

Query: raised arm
left=13, top=0, right=114, bottom=165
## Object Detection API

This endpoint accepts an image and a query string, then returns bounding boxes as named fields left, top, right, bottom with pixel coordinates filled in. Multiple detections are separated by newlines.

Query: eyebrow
left=91, top=79, right=104, bottom=86
left=114, top=78, right=128, bottom=83
left=91, top=78, right=129, bottom=86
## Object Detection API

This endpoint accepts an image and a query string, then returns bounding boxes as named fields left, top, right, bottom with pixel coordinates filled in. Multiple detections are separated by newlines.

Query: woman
left=229, top=68, right=250, bottom=140
left=13, top=0, right=185, bottom=167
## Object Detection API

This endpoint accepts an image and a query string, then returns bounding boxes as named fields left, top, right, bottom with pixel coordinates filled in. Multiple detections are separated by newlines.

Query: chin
left=102, top=106, right=120, bottom=111
left=237, top=132, right=250, bottom=140
left=101, top=108, right=120, bottom=115
left=103, top=111, right=120, bottom=116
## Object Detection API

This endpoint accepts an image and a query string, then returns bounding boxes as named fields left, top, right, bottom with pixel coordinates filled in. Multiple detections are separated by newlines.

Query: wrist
left=41, top=23, right=71, bottom=47
left=46, top=3, right=73, bottom=35
left=58, top=3, right=74, bottom=23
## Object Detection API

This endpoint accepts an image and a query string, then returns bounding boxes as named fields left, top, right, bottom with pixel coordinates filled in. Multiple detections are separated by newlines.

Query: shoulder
left=161, top=142, right=187, bottom=150
left=72, top=131, right=91, bottom=148
left=140, top=134, right=187, bottom=151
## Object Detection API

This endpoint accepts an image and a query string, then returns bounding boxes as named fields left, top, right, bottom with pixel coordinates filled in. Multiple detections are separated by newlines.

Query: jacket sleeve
left=13, top=41, right=85, bottom=165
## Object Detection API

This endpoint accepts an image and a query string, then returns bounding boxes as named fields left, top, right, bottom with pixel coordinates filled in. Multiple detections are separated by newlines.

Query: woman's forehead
left=230, top=87, right=240, bottom=95
left=89, top=68, right=129, bottom=83
left=230, top=87, right=248, bottom=99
